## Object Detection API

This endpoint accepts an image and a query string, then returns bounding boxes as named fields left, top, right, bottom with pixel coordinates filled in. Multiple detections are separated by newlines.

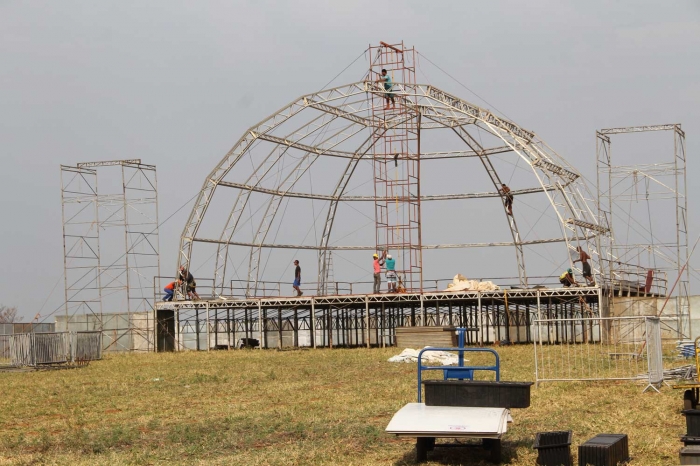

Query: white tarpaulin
left=444, top=274, right=500, bottom=292
left=388, top=347, right=461, bottom=365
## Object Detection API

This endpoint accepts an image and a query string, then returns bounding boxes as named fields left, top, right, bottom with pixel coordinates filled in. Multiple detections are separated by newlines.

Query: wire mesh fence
left=533, top=316, right=669, bottom=390
left=6, top=331, right=102, bottom=368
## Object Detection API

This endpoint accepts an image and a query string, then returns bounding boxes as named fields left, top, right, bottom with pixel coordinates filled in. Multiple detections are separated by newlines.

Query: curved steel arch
left=178, top=81, right=610, bottom=296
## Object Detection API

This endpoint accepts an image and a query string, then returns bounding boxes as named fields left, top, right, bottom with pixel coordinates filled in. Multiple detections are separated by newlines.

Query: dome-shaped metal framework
left=178, top=43, right=610, bottom=298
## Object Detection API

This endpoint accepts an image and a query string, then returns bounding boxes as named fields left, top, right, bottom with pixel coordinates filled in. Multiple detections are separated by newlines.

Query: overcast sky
left=1, top=1, right=699, bottom=320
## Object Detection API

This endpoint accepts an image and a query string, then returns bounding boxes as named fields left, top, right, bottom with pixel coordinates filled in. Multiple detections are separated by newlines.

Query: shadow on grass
left=392, top=438, right=528, bottom=465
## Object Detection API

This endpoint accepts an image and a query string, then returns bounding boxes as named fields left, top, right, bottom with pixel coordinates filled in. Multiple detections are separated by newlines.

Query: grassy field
left=0, top=345, right=688, bottom=465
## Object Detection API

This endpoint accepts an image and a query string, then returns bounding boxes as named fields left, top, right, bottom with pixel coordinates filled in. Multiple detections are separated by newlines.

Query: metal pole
left=205, top=302, right=210, bottom=351
left=416, top=111, right=423, bottom=292
left=365, top=296, right=370, bottom=348
left=175, top=308, right=180, bottom=351
left=311, top=298, right=316, bottom=348
left=257, top=300, right=263, bottom=349
left=477, top=292, right=483, bottom=345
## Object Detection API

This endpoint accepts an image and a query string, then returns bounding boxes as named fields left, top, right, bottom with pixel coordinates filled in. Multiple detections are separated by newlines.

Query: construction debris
left=388, top=347, right=462, bottom=366
left=444, top=274, right=500, bottom=292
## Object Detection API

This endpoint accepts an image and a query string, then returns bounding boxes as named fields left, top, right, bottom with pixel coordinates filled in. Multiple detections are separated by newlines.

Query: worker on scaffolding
left=376, top=69, right=395, bottom=110
left=500, top=184, right=514, bottom=216
left=373, top=251, right=387, bottom=294
left=573, top=246, right=595, bottom=286
left=559, top=268, right=577, bottom=287
left=163, top=280, right=181, bottom=302
left=385, top=254, right=397, bottom=293
left=178, top=266, right=200, bottom=300
left=293, top=259, right=303, bottom=296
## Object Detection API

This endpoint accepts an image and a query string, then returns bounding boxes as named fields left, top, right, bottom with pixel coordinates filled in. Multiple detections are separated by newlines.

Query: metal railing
left=153, top=273, right=595, bottom=301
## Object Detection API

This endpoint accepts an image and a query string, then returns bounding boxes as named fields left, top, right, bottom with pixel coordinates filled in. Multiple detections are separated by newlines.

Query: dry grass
left=0, top=345, right=688, bottom=465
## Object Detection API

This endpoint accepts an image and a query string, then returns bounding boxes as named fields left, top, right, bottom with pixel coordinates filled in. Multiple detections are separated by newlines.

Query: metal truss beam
left=77, top=159, right=144, bottom=168
left=599, top=124, right=679, bottom=135
left=216, top=180, right=554, bottom=202
left=191, top=236, right=579, bottom=250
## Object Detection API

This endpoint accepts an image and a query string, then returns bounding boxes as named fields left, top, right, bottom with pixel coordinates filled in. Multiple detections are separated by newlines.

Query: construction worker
left=178, top=266, right=200, bottom=300
left=376, top=69, right=395, bottom=110
left=293, top=260, right=303, bottom=296
left=373, top=251, right=386, bottom=293
left=573, top=246, right=595, bottom=286
left=500, top=184, right=514, bottom=216
left=385, top=254, right=397, bottom=292
left=559, top=268, right=577, bottom=287
left=163, top=280, right=180, bottom=302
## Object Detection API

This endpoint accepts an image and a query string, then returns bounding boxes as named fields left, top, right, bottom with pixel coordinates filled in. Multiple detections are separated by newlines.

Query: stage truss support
left=179, top=42, right=611, bottom=302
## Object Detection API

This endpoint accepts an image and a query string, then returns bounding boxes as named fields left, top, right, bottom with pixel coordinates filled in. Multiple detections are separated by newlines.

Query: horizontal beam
left=77, top=159, right=142, bottom=168
left=599, top=124, right=678, bottom=135
left=190, top=236, right=580, bottom=250
left=215, top=180, right=554, bottom=201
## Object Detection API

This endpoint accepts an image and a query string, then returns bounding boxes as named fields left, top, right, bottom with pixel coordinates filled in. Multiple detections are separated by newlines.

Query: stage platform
left=154, top=287, right=603, bottom=352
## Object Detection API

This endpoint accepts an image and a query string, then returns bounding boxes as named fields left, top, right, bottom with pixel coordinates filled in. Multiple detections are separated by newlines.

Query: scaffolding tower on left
left=60, top=159, right=160, bottom=351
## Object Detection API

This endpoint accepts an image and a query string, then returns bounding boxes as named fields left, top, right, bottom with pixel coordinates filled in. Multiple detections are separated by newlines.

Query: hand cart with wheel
left=385, top=329, right=532, bottom=463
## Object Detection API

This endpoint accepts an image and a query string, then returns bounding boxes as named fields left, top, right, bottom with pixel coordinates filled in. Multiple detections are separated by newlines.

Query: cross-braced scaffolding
left=596, top=124, right=690, bottom=335
left=60, top=159, right=160, bottom=351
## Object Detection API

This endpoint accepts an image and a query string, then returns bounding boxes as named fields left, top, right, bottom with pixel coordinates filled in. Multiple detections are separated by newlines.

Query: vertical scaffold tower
left=60, top=160, right=160, bottom=351
left=596, top=124, right=689, bottom=336
left=368, top=42, right=423, bottom=291
left=60, top=165, right=103, bottom=322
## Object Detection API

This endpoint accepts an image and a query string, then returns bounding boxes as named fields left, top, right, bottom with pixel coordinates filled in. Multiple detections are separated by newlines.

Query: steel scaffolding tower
left=60, top=159, right=160, bottom=351
left=596, top=124, right=690, bottom=335
left=60, top=165, right=103, bottom=322
left=368, top=42, right=423, bottom=291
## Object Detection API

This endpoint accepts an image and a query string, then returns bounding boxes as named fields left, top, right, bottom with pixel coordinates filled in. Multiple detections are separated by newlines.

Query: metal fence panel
left=534, top=316, right=668, bottom=389
left=645, top=317, right=664, bottom=391
left=4, top=332, right=103, bottom=368
left=0, top=335, right=11, bottom=366
left=72, top=332, right=103, bottom=361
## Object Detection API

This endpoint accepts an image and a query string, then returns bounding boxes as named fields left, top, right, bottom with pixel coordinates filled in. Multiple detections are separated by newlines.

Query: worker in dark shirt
left=293, top=260, right=303, bottom=296
left=178, top=266, right=200, bottom=300
left=500, top=184, right=514, bottom=216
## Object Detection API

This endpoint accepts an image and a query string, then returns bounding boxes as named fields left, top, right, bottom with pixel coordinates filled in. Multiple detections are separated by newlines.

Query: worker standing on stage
left=573, top=246, right=595, bottom=286
left=293, top=260, right=303, bottom=296
left=385, top=254, right=397, bottom=293
left=559, top=268, right=577, bottom=287
left=376, top=69, right=395, bottom=110
left=178, top=266, right=200, bottom=300
left=163, top=280, right=180, bottom=302
left=373, top=251, right=387, bottom=294
left=500, top=184, right=514, bottom=216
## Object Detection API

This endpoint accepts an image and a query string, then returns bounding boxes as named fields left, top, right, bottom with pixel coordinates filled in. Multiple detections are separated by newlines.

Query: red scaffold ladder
left=368, top=41, right=423, bottom=292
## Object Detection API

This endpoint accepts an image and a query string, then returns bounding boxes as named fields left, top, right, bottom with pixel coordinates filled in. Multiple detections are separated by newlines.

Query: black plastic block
left=578, top=434, right=629, bottom=466
left=683, top=410, right=700, bottom=437
left=533, top=430, right=572, bottom=466
left=423, top=380, right=533, bottom=408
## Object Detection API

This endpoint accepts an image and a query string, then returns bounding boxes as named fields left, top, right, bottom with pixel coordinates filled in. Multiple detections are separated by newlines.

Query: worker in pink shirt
left=372, top=251, right=387, bottom=294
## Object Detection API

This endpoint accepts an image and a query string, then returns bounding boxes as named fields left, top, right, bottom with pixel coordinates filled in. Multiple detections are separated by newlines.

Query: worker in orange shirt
left=163, top=280, right=181, bottom=302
